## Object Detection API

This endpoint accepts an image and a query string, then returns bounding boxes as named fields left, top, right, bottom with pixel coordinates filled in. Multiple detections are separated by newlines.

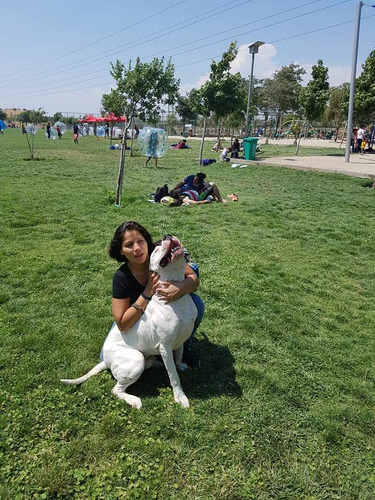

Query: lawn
left=1, top=128, right=374, bottom=499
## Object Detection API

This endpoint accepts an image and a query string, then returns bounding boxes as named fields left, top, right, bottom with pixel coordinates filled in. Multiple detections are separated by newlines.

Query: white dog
left=61, top=236, right=198, bottom=410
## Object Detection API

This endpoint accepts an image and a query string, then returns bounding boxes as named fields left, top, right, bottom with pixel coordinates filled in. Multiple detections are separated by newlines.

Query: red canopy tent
left=77, top=114, right=99, bottom=123
left=78, top=113, right=127, bottom=123
left=98, top=112, right=127, bottom=123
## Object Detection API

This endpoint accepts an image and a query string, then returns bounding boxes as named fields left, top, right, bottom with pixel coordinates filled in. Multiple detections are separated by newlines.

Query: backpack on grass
left=153, top=184, right=169, bottom=203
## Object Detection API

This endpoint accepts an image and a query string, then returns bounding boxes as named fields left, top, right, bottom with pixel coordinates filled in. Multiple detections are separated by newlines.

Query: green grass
left=1, top=128, right=374, bottom=499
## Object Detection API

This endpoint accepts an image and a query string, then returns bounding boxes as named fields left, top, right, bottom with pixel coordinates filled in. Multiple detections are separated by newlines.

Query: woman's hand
left=144, top=271, right=159, bottom=298
left=156, top=281, right=183, bottom=303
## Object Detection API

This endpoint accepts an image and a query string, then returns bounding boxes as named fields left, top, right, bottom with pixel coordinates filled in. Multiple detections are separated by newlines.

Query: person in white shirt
left=356, top=125, right=366, bottom=152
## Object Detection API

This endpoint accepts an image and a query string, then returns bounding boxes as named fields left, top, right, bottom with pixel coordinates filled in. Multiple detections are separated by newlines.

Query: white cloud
left=180, top=43, right=278, bottom=95
left=179, top=72, right=210, bottom=96
left=328, top=65, right=351, bottom=86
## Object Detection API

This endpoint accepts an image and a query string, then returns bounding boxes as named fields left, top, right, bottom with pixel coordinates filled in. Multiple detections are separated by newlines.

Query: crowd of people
left=352, top=125, right=372, bottom=154
left=212, top=138, right=243, bottom=161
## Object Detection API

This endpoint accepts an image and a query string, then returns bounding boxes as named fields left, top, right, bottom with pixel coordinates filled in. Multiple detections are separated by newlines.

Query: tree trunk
left=115, top=123, right=131, bottom=206
left=199, top=116, right=207, bottom=165
left=295, top=119, right=306, bottom=156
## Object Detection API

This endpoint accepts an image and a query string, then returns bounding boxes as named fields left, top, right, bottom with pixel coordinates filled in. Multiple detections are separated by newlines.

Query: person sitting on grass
left=212, top=141, right=222, bottom=152
left=220, top=147, right=231, bottom=161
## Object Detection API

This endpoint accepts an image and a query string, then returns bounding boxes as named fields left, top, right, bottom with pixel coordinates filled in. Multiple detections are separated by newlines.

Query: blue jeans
left=185, top=293, right=204, bottom=350
left=100, top=293, right=204, bottom=360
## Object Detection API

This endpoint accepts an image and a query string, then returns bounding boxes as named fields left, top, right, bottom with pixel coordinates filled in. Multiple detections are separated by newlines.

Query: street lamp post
left=245, top=41, right=264, bottom=137
left=345, top=1, right=364, bottom=163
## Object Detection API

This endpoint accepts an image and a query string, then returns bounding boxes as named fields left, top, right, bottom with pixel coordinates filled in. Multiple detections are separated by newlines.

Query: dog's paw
left=127, top=395, right=142, bottom=410
left=176, top=362, right=189, bottom=372
left=112, top=387, right=142, bottom=410
left=173, top=390, right=190, bottom=408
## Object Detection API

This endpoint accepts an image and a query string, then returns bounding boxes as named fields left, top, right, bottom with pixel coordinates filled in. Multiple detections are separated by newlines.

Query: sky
left=1, top=0, right=374, bottom=116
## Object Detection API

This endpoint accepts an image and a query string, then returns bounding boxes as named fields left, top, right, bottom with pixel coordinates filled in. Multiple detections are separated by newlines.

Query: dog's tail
left=60, top=361, right=107, bottom=386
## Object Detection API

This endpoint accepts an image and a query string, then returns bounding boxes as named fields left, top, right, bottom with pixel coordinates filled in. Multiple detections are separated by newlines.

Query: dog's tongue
left=159, top=238, right=182, bottom=268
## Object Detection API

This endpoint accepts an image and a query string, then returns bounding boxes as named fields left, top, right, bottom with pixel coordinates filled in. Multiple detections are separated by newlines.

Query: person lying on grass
left=170, top=172, right=224, bottom=202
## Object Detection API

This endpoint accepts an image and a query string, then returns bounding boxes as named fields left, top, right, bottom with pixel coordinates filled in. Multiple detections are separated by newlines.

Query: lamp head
left=248, top=41, right=265, bottom=54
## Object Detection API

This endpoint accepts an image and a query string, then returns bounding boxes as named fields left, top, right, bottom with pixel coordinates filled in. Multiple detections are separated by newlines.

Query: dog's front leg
left=158, top=343, right=189, bottom=408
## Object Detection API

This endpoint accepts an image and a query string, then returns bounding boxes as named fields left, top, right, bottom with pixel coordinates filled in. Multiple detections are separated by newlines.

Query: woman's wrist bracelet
left=141, top=292, right=152, bottom=301
left=131, top=303, right=144, bottom=313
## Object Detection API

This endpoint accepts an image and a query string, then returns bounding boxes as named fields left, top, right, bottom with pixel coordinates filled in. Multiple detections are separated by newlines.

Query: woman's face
left=120, top=230, right=149, bottom=265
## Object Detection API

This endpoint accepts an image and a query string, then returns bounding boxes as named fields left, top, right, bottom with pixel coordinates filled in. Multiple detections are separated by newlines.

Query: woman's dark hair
left=108, top=221, right=154, bottom=262
left=196, top=172, right=206, bottom=183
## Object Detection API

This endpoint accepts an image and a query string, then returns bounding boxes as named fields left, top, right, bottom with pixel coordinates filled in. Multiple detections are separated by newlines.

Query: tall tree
left=326, top=83, right=350, bottom=140
left=353, top=49, right=375, bottom=125
left=102, top=57, right=179, bottom=206
left=17, top=110, right=32, bottom=124
left=260, top=63, right=305, bottom=132
left=175, top=94, right=198, bottom=134
left=299, top=60, right=329, bottom=122
left=188, top=87, right=210, bottom=163
left=195, top=41, right=244, bottom=163
left=29, top=108, right=47, bottom=125
left=297, top=60, right=329, bottom=154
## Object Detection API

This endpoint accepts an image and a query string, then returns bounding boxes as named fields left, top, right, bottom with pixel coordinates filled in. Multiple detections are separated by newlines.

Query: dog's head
left=149, top=235, right=185, bottom=273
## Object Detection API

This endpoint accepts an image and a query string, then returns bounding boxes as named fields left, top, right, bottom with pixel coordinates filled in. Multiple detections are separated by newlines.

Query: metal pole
left=345, top=1, right=363, bottom=163
left=245, top=53, right=255, bottom=137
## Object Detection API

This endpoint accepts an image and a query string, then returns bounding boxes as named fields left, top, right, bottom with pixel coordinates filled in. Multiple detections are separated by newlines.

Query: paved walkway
left=232, top=152, right=375, bottom=179
left=231, top=138, right=375, bottom=179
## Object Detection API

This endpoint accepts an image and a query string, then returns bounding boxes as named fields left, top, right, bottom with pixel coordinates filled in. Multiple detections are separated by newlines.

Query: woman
left=106, top=221, right=204, bottom=368
left=231, top=138, right=240, bottom=158
left=170, top=172, right=207, bottom=197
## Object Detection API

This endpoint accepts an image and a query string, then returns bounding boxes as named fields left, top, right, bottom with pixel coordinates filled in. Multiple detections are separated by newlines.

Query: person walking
left=73, top=123, right=79, bottom=145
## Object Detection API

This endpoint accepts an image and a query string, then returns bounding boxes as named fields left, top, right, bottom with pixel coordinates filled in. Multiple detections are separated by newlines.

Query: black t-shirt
left=112, top=263, right=146, bottom=304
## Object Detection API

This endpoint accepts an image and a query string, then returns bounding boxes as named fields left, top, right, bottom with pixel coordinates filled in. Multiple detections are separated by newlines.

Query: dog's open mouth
left=159, top=236, right=184, bottom=268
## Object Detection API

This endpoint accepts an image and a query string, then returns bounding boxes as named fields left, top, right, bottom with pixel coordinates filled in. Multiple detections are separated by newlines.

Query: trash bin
left=243, top=137, right=258, bottom=160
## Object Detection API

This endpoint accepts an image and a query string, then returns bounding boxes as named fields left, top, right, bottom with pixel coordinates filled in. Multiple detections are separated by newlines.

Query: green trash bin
left=243, top=137, right=258, bottom=160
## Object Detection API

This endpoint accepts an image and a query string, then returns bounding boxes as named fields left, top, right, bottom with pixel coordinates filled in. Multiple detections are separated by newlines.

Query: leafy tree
left=17, top=110, right=32, bottom=123
left=0, top=109, right=7, bottom=121
left=202, top=42, right=244, bottom=142
left=299, top=60, right=329, bottom=122
left=259, top=63, right=305, bottom=132
left=222, top=108, right=245, bottom=142
left=187, top=87, right=210, bottom=163
left=102, top=56, right=179, bottom=205
left=101, top=89, right=126, bottom=120
left=103, top=57, right=179, bottom=127
left=29, top=108, right=47, bottom=125
left=52, top=112, right=63, bottom=123
left=194, top=41, right=244, bottom=163
left=325, top=83, right=350, bottom=140
left=166, top=113, right=178, bottom=134
left=175, top=94, right=198, bottom=134
left=353, top=49, right=375, bottom=125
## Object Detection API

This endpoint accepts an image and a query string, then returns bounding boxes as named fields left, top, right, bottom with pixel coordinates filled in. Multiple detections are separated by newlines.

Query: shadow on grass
left=23, top=157, right=47, bottom=161
left=131, top=332, right=242, bottom=401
